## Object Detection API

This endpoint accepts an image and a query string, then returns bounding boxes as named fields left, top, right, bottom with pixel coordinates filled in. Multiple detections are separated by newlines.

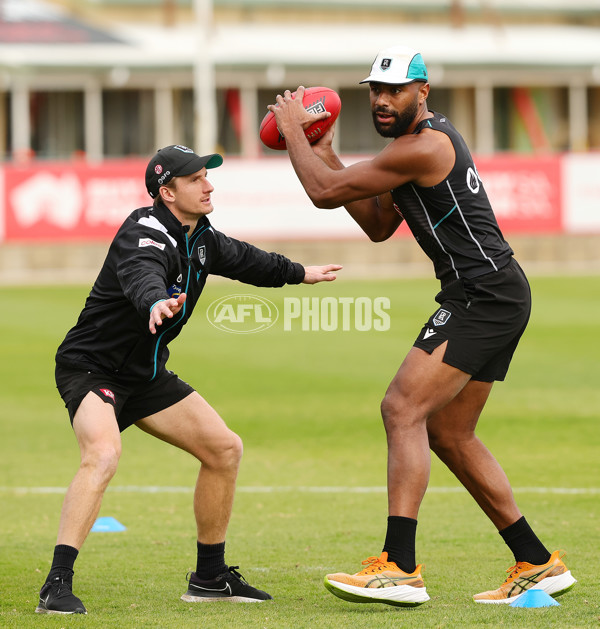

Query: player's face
left=168, top=168, right=215, bottom=219
left=369, top=82, right=421, bottom=137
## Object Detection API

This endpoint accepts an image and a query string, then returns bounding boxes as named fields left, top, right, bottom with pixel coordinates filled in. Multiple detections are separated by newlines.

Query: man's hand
left=267, top=86, right=331, bottom=137
left=310, top=123, right=338, bottom=164
left=149, top=293, right=187, bottom=334
left=302, top=264, right=343, bottom=284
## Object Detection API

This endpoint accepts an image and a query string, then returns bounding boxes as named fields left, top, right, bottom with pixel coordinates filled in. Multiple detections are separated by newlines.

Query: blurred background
left=0, top=0, right=599, bottom=281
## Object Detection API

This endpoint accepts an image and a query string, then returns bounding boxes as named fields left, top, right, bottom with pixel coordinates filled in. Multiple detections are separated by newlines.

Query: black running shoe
left=181, top=566, right=273, bottom=602
left=35, top=572, right=87, bottom=615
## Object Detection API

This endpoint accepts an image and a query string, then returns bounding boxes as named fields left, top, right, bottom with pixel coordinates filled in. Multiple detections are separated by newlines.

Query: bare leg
left=381, top=344, right=471, bottom=518
left=136, top=391, right=243, bottom=544
left=426, top=380, right=522, bottom=530
left=57, top=392, right=122, bottom=548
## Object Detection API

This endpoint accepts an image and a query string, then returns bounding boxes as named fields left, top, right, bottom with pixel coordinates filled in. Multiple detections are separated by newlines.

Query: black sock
left=499, top=516, right=551, bottom=565
left=382, top=516, right=417, bottom=573
left=46, top=544, right=79, bottom=583
left=195, top=541, right=227, bottom=580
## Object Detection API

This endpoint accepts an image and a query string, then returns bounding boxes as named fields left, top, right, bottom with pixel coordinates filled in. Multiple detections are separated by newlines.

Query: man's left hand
left=302, top=264, right=343, bottom=284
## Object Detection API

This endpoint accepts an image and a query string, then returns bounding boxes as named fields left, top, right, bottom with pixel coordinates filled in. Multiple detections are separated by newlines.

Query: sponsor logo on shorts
left=99, top=388, right=116, bottom=403
left=433, top=308, right=451, bottom=326
left=139, top=238, right=165, bottom=250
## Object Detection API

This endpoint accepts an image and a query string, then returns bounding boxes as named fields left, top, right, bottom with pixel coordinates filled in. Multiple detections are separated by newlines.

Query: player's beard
left=372, top=94, right=419, bottom=138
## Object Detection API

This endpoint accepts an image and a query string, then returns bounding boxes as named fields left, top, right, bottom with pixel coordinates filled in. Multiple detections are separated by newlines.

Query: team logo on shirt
left=198, top=245, right=206, bottom=265
left=433, top=308, right=452, bottom=326
left=466, top=166, right=481, bottom=194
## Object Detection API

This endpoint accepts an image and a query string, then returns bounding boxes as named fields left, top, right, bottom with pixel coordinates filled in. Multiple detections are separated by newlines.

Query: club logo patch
left=99, top=388, right=116, bottom=403
left=433, top=308, right=451, bottom=326
left=381, top=58, right=392, bottom=71
left=198, top=245, right=206, bottom=265
left=466, top=166, right=481, bottom=194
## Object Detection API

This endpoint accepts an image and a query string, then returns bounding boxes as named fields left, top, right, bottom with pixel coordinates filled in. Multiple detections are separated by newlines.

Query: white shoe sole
left=35, top=607, right=87, bottom=615
left=474, top=570, right=577, bottom=605
left=324, top=576, right=430, bottom=607
left=180, top=593, right=268, bottom=603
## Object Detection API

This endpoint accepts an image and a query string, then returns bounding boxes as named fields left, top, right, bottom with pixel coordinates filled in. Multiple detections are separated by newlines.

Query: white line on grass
left=2, top=486, right=599, bottom=495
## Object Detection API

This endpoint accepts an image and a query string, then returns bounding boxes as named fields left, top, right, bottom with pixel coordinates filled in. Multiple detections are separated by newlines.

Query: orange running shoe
left=473, top=550, right=576, bottom=604
left=324, top=552, right=430, bottom=607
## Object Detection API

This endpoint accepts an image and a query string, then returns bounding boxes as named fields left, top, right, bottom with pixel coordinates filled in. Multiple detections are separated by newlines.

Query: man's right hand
left=149, top=293, right=187, bottom=334
left=310, top=123, right=336, bottom=160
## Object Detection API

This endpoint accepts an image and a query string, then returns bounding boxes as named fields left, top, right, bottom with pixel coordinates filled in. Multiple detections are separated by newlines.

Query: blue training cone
left=91, top=516, right=127, bottom=532
left=510, top=589, right=560, bottom=608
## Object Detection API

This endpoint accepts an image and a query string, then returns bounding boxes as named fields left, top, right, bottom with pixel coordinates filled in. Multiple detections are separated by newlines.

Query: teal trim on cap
left=407, top=53, right=428, bottom=81
left=206, top=154, right=224, bottom=169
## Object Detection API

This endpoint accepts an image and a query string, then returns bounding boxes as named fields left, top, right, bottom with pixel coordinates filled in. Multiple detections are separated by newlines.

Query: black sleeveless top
left=391, top=111, right=513, bottom=288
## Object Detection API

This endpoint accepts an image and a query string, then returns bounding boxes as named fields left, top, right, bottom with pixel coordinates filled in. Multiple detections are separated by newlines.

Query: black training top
left=56, top=202, right=304, bottom=381
left=390, top=111, right=513, bottom=288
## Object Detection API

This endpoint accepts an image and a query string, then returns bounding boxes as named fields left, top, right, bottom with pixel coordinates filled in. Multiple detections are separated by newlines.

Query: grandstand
left=0, top=0, right=599, bottom=280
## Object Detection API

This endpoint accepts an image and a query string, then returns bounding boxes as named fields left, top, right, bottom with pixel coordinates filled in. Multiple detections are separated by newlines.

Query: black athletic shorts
left=413, top=258, right=531, bottom=382
left=55, top=365, right=195, bottom=432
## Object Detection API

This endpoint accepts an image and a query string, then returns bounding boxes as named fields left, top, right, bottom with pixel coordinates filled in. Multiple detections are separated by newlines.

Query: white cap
left=360, top=46, right=428, bottom=85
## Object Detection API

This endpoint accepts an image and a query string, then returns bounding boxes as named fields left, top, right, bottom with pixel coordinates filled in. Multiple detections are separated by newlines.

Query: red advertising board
left=475, top=154, right=562, bottom=234
left=2, top=160, right=149, bottom=242
left=0, top=154, right=563, bottom=242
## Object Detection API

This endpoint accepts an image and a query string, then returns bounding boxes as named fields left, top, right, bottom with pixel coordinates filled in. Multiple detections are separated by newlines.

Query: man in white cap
left=268, top=46, right=576, bottom=607
left=35, top=144, right=341, bottom=614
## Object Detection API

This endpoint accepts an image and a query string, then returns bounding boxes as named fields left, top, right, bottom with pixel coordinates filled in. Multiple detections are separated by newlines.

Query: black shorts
left=413, top=258, right=531, bottom=382
left=55, top=365, right=196, bottom=432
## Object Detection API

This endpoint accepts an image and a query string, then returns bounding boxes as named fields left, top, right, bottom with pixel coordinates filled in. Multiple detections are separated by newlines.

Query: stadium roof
left=74, top=0, right=600, bottom=12
left=0, top=0, right=123, bottom=43
left=0, top=0, right=599, bottom=82
left=1, top=22, right=600, bottom=72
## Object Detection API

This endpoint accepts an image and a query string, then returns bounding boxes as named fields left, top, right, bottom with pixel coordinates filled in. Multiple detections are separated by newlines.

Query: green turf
left=1, top=275, right=599, bottom=628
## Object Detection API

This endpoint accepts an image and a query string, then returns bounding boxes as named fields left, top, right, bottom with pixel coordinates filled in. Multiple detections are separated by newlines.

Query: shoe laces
left=49, top=575, right=74, bottom=597
left=504, top=550, right=564, bottom=583
left=226, top=565, right=248, bottom=584
left=357, top=555, right=394, bottom=576
left=504, top=563, right=525, bottom=582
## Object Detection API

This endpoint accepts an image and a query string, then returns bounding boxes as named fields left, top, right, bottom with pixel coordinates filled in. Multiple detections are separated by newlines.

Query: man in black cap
left=36, top=144, right=341, bottom=615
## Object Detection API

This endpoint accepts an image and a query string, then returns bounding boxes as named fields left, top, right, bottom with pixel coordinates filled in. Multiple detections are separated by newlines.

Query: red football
left=259, top=87, right=341, bottom=151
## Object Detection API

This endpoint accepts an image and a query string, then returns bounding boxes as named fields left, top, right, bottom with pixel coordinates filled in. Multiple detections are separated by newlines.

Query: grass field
left=0, top=274, right=599, bottom=628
